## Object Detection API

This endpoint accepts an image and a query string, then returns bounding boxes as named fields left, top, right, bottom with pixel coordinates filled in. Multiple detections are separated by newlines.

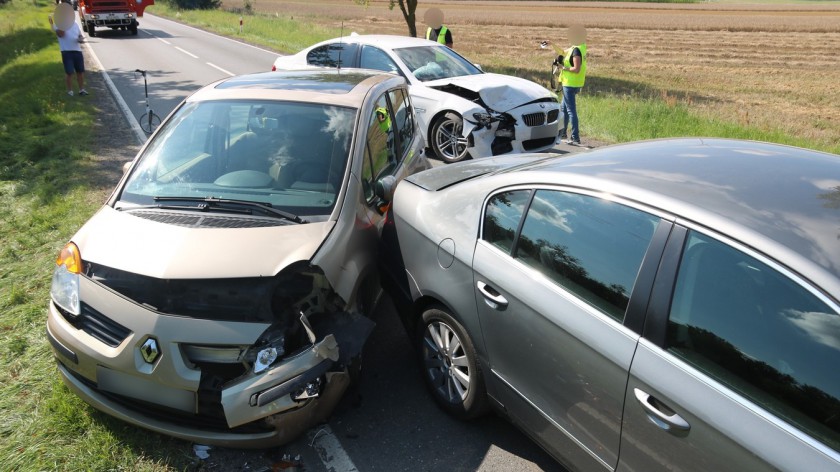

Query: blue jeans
left=561, top=86, right=581, bottom=142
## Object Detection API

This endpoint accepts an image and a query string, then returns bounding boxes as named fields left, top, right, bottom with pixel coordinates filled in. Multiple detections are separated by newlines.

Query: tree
left=356, top=0, right=418, bottom=38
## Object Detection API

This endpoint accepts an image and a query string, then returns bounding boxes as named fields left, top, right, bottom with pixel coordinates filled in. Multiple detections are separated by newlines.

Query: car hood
left=426, top=73, right=554, bottom=112
left=72, top=206, right=334, bottom=279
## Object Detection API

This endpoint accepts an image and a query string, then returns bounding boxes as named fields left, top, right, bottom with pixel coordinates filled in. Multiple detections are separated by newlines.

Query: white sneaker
left=79, top=89, right=89, bottom=96
left=67, top=90, right=74, bottom=97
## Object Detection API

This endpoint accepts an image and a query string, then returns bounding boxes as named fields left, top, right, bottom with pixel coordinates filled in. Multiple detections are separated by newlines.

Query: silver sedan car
left=385, top=138, right=840, bottom=471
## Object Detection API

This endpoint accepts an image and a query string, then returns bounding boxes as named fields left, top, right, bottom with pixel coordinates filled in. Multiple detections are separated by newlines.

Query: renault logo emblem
left=140, top=338, right=160, bottom=364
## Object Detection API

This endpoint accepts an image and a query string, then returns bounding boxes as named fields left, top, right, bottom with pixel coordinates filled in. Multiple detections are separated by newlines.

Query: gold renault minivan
left=47, top=69, right=429, bottom=447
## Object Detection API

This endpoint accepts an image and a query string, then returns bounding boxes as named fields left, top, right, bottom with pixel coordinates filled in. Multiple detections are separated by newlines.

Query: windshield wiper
left=150, top=196, right=306, bottom=224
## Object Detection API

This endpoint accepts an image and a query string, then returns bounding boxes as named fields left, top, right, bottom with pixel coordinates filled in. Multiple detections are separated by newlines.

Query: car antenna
left=337, top=22, right=344, bottom=73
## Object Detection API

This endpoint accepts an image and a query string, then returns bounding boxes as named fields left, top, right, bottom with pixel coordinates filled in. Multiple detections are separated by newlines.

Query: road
left=84, top=15, right=563, bottom=471
left=85, top=13, right=277, bottom=140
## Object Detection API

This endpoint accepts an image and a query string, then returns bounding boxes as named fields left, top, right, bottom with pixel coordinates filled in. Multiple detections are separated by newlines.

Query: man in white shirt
left=49, top=3, right=87, bottom=97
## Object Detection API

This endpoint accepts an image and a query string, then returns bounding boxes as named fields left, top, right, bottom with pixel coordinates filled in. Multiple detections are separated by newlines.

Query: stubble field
left=226, top=0, right=840, bottom=150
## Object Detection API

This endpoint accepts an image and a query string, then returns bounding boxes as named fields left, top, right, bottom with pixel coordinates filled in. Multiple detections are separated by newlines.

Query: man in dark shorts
left=50, top=3, right=87, bottom=97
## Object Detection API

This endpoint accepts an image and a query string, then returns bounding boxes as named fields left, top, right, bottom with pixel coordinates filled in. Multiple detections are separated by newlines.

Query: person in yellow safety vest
left=423, top=8, right=453, bottom=49
left=426, top=25, right=453, bottom=48
left=556, top=25, right=587, bottom=146
left=375, top=107, right=391, bottom=134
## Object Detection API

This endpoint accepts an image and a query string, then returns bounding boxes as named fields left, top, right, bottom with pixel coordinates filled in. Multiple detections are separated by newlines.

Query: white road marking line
left=157, top=37, right=171, bottom=45
left=82, top=38, right=147, bottom=145
left=206, top=62, right=235, bottom=76
left=308, top=425, right=358, bottom=472
left=175, top=46, right=199, bottom=59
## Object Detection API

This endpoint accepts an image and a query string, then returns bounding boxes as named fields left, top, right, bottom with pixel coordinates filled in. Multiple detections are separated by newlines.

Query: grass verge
left=0, top=1, right=192, bottom=470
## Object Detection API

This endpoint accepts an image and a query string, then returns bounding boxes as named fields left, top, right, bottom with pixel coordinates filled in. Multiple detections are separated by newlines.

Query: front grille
left=84, top=262, right=310, bottom=323
left=128, top=210, right=284, bottom=228
left=59, top=303, right=132, bottom=348
left=523, top=137, right=557, bottom=151
left=547, top=109, right=560, bottom=123
left=522, top=112, right=546, bottom=127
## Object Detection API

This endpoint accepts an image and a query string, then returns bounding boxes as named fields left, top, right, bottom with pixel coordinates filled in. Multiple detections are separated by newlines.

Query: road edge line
left=84, top=39, right=147, bottom=145
left=308, top=425, right=359, bottom=472
left=145, top=13, right=280, bottom=56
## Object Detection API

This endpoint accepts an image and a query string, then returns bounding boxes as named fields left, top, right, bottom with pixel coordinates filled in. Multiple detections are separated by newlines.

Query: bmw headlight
left=50, top=242, right=82, bottom=315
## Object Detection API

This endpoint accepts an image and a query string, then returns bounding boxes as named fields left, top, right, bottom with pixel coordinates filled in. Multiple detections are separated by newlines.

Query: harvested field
left=225, top=0, right=840, bottom=148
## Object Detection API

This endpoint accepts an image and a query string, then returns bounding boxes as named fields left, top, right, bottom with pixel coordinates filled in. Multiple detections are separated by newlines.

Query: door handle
left=634, top=388, right=690, bottom=434
left=476, top=281, right=508, bottom=309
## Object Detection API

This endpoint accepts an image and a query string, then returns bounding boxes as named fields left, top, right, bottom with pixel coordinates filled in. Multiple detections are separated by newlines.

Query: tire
left=417, top=306, right=488, bottom=419
left=430, top=112, right=470, bottom=163
left=88, top=24, right=96, bottom=37
left=550, top=62, right=560, bottom=91
left=139, top=112, right=161, bottom=135
left=130, top=26, right=138, bottom=35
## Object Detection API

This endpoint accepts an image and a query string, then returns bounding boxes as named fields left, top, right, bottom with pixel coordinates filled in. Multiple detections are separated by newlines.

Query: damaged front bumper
left=466, top=101, right=561, bottom=158
left=46, top=273, right=373, bottom=448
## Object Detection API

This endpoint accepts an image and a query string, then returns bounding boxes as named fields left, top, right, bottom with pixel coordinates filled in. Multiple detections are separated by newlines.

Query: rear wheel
left=417, top=306, right=488, bottom=419
left=430, top=112, right=470, bottom=163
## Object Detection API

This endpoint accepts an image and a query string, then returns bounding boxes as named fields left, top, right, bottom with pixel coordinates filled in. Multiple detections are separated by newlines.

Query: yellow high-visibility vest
left=426, top=25, right=449, bottom=45
left=562, top=43, right=587, bottom=88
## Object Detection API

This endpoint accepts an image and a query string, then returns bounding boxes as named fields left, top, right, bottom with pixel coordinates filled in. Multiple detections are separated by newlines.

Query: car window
left=361, top=45, right=400, bottom=74
left=388, top=88, right=414, bottom=160
left=482, top=190, right=532, bottom=254
left=513, top=190, right=659, bottom=322
left=667, top=231, right=840, bottom=452
left=120, top=100, right=355, bottom=216
left=361, top=94, right=397, bottom=203
left=306, top=43, right=358, bottom=68
left=393, top=46, right=483, bottom=82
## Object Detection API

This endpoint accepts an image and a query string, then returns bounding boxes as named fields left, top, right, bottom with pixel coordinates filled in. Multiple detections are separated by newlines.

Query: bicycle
left=135, top=69, right=161, bottom=135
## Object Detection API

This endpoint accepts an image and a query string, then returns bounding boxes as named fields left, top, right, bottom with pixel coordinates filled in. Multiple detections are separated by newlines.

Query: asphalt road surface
left=84, top=15, right=568, bottom=471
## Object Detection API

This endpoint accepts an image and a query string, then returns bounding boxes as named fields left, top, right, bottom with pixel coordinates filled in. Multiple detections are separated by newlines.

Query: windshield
left=394, top=46, right=482, bottom=82
left=119, top=100, right=356, bottom=218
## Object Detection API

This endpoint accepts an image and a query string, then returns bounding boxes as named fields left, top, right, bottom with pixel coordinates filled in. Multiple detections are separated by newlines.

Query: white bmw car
left=273, top=35, right=561, bottom=163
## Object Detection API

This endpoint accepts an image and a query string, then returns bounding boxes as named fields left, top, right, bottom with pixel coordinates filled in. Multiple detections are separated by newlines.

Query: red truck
left=77, top=0, right=154, bottom=37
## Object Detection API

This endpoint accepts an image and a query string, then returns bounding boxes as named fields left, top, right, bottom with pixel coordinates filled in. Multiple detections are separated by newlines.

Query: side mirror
left=123, top=161, right=132, bottom=173
left=474, top=64, right=482, bottom=71
left=374, top=175, right=397, bottom=203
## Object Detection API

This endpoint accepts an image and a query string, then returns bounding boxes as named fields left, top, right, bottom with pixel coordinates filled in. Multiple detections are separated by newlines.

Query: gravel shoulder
left=83, top=50, right=141, bottom=195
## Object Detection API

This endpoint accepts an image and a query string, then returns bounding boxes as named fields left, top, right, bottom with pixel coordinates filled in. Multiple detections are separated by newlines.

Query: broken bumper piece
left=46, top=274, right=374, bottom=448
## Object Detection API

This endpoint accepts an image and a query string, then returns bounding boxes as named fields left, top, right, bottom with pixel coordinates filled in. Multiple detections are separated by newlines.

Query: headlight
left=50, top=242, right=81, bottom=315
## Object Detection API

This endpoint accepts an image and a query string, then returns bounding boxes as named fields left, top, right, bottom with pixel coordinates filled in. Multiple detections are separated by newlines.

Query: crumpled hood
left=427, top=73, right=554, bottom=112
left=72, top=206, right=334, bottom=279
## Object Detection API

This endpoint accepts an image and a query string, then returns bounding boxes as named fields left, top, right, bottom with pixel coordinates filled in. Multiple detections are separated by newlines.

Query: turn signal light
left=56, top=242, right=82, bottom=275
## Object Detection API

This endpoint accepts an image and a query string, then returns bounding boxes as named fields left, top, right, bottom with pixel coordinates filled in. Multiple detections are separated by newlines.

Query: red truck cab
left=78, top=0, right=154, bottom=37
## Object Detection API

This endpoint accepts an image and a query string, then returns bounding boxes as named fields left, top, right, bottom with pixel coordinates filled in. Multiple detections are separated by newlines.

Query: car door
left=472, top=187, right=667, bottom=469
left=620, top=226, right=840, bottom=471
left=359, top=87, right=424, bottom=226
